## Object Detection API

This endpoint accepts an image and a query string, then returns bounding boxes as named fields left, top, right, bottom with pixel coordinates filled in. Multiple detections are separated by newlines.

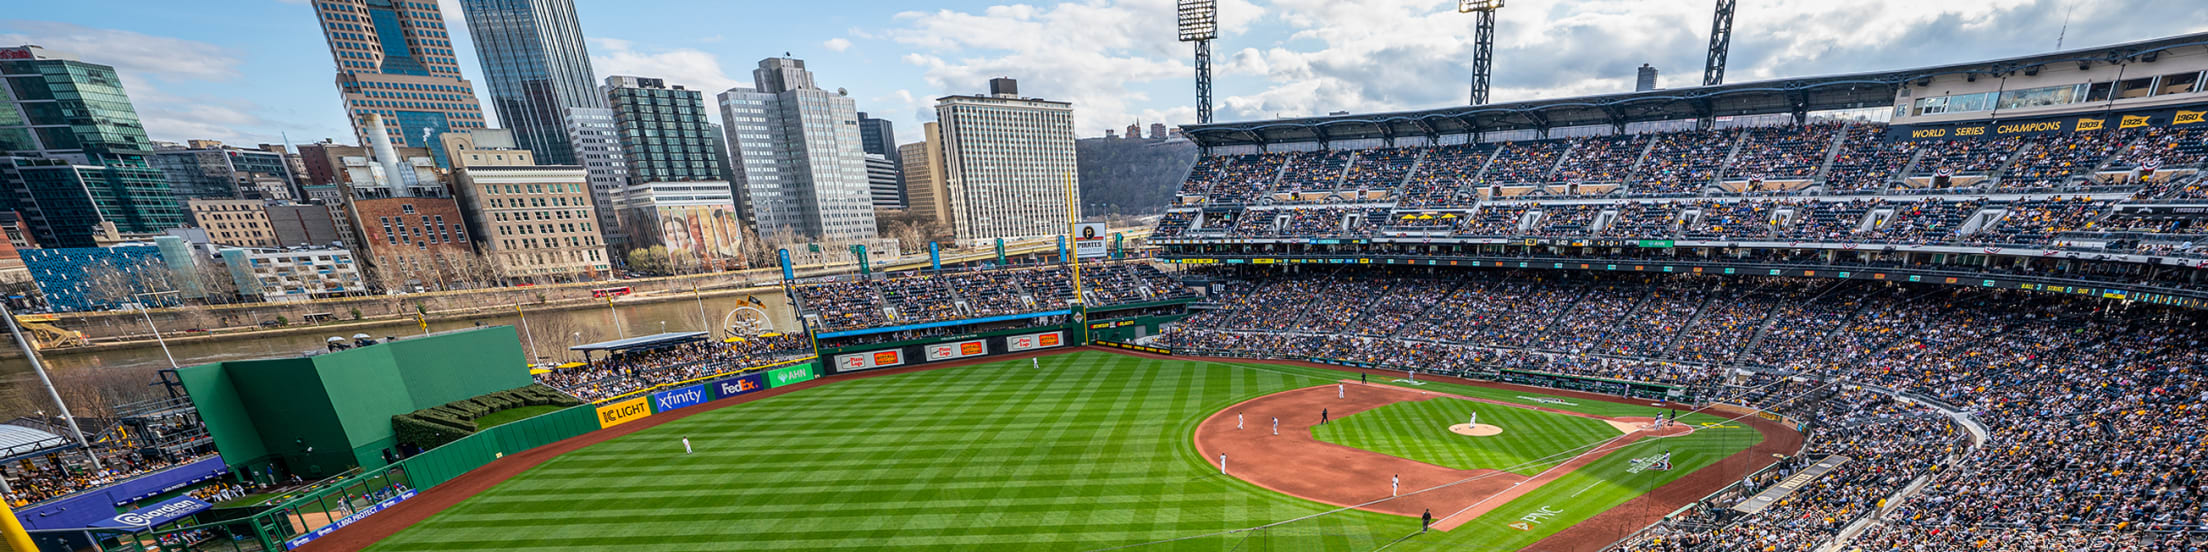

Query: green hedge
left=392, top=384, right=582, bottom=451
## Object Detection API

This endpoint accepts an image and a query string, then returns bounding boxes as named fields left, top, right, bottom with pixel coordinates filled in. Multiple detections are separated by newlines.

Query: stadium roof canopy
left=1183, top=32, right=2208, bottom=148
left=0, top=423, right=72, bottom=461
left=569, top=331, right=710, bottom=353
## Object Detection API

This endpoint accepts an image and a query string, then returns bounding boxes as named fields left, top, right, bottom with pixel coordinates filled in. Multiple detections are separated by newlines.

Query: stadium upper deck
left=1150, top=33, right=2208, bottom=303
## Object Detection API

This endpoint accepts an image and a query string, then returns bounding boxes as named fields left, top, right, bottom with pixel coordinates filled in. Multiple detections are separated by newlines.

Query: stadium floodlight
left=1178, top=0, right=1219, bottom=124
left=1460, top=0, right=1503, bottom=104
left=1459, top=0, right=1503, bottom=13
left=1177, top=0, right=1218, bottom=41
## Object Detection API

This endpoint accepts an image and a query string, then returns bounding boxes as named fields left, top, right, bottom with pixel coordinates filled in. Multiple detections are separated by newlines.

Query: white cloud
left=588, top=37, right=744, bottom=93
left=0, top=21, right=295, bottom=144
left=824, top=38, right=853, bottom=52
left=882, top=0, right=1253, bottom=136
left=0, top=20, right=241, bottom=81
left=1214, top=0, right=2208, bottom=122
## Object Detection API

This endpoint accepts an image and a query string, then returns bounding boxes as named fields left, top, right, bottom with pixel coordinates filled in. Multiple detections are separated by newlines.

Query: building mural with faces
left=625, top=203, right=744, bottom=267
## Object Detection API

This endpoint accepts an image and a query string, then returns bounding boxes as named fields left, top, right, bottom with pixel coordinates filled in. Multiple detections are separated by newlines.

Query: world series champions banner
left=1888, top=104, right=2207, bottom=141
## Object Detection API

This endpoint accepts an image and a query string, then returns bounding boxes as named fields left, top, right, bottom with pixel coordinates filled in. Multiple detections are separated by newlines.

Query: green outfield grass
left=366, top=352, right=1763, bottom=551
left=1311, top=398, right=1622, bottom=475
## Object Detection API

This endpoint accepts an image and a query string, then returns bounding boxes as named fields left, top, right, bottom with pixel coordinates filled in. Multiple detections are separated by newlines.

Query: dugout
left=176, top=326, right=534, bottom=481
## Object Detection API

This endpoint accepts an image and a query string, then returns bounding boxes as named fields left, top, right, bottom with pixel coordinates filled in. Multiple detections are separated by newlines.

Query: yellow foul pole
left=0, top=499, right=36, bottom=552
left=1066, top=172, right=1087, bottom=345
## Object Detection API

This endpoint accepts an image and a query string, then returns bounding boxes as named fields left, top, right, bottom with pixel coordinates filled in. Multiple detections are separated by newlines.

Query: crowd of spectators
left=2109, top=126, right=2208, bottom=170
left=1553, top=135, right=1648, bottom=184
left=1822, top=125, right=1921, bottom=193
left=1339, top=147, right=1421, bottom=190
left=537, top=334, right=814, bottom=402
left=1634, top=129, right=1740, bottom=194
left=1157, top=268, right=2208, bottom=550
left=1274, top=149, right=1354, bottom=194
left=1398, top=143, right=1492, bottom=207
left=2001, top=130, right=2135, bottom=188
left=799, top=279, right=888, bottom=331
left=1727, top=123, right=1841, bottom=181
left=1913, top=136, right=2026, bottom=178
left=4, top=452, right=199, bottom=507
left=1486, top=140, right=1573, bottom=184
left=1196, top=152, right=1293, bottom=203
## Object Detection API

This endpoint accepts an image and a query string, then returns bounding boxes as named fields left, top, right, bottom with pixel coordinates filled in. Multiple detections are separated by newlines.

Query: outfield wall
left=179, top=327, right=535, bottom=481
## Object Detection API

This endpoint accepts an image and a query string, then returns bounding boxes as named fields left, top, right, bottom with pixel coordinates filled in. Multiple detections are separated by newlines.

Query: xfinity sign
left=652, top=384, right=708, bottom=412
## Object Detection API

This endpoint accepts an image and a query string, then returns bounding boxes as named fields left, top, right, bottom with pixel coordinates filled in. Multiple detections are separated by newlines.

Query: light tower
left=1461, top=0, right=1503, bottom=105
left=1178, top=0, right=1219, bottom=124
left=1703, top=0, right=1736, bottom=86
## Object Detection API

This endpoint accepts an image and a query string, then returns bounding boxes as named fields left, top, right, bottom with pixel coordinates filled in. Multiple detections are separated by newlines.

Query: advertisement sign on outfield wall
left=651, top=384, right=709, bottom=413
left=712, top=373, right=767, bottom=400
left=596, top=397, right=652, bottom=428
left=834, top=349, right=906, bottom=372
left=925, top=339, right=987, bottom=361
left=1006, top=331, right=1065, bottom=352
left=767, top=364, right=817, bottom=387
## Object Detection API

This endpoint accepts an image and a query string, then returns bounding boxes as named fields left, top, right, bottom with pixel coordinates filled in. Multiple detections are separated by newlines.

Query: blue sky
left=6, top=0, right=2206, bottom=148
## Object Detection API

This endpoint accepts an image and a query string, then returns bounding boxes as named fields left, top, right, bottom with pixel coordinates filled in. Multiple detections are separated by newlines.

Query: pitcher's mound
left=1449, top=423, right=1503, bottom=436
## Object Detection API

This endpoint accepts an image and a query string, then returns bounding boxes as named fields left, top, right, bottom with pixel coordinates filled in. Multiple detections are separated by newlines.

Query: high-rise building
left=1150, top=123, right=1168, bottom=140
left=151, top=144, right=299, bottom=202
left=604, top=76, right=725, bottom=184
left=441, top=130, right=608, bottom=282
left=456, top=0, right=604, bottom=166
left=562, top=107, right=627, bottom=247
left=935, top=80, right=1079, bottom=242
left=620, top=181, right=743, bottom=270
left=858, top=112, right=904, bottom=207
left=1637, top=64, right=1659, bottom=92
left=717, top=57, right=877, bottom=242
left=864, top=154, right=901, bottom=210
left=187, top=199, right=279, bottom=248
left=897, top=122, right=949, bottom=226
left=313, top=0, right=488, bottom=167
left=0, top=46, right=186, bottom=248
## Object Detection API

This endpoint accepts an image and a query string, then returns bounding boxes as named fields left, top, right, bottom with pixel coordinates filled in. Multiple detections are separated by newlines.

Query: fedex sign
left=711, top=373, right=766, bottom=401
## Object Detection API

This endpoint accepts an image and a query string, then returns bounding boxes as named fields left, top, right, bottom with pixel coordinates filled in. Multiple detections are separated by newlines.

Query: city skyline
left=8, top=1, right=2203, bottom=150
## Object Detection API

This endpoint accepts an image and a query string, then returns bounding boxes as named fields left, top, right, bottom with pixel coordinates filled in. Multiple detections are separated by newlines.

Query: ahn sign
left=651, top=384, right=709, bottom=413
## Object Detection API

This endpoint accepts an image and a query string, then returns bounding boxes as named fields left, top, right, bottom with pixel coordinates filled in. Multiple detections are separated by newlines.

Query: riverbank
left=2, top=283, right=790, bottom=359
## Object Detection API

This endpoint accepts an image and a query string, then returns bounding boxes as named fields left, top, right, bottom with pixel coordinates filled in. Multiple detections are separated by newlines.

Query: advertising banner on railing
left=650, top=384, right=708, bottom=413
left=767, top=364, right=817, bottom=388
left=711, top=373, right=767, bottom=400
left=834, top=349, right=905, bottom=372
left=925, top=339, right=987, bottom=361
left=596, top=396, right=652, bottom=428
left=282, top=489, right=416, bottom=549
left=88, top=496, right=210, bottom=529
left=1006, top=331, right=1065, bottom=352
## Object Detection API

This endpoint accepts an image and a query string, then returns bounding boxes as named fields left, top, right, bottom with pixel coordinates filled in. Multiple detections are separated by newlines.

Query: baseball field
left=362, top=350, right=1785, bottom=551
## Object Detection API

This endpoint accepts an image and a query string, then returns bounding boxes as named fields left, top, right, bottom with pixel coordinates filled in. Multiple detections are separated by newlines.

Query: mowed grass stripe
left=369, top=352, right=1413, bottom=551
left=368, top=352, right=1756, bottom=551
left=1313, top=398, right=1622, bottom=475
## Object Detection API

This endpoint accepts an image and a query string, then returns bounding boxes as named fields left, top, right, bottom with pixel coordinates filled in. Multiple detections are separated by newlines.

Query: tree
left=626, top=246, right=672, bottom=276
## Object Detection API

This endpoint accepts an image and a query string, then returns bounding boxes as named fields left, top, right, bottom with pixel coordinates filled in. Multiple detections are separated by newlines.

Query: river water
left=0, top=292, right=802, bottom=418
